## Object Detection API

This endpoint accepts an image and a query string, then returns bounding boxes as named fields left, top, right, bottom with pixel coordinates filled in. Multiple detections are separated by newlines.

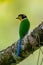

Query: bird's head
left=16, top=14, right=27, bottom=21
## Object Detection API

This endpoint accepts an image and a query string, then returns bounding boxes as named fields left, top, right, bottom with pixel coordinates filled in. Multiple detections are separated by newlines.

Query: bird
left=16, top=14, right=30, bottom=57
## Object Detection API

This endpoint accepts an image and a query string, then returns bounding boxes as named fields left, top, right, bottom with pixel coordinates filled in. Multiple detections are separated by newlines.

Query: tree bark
left=0, top=22, right=43, bottom=65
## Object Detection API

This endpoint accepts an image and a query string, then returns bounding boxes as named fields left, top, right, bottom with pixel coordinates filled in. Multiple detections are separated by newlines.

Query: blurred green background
left=0, top=0, right=43, bottom=65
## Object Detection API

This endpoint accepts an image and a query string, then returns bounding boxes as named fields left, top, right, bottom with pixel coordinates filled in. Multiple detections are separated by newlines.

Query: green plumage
left=19, top=18, right=30, bottom=39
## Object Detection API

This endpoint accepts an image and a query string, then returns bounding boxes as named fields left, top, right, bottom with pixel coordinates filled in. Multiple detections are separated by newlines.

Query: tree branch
left=0, top=22, right=43, bottom=65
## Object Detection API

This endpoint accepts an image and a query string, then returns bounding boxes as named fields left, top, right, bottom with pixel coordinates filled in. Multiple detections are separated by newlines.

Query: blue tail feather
left=16, top=39, right=22, bottom=57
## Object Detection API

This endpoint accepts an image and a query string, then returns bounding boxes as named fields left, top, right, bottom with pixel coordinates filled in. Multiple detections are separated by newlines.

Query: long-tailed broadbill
left=16, top=14, right=30, bottom=56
